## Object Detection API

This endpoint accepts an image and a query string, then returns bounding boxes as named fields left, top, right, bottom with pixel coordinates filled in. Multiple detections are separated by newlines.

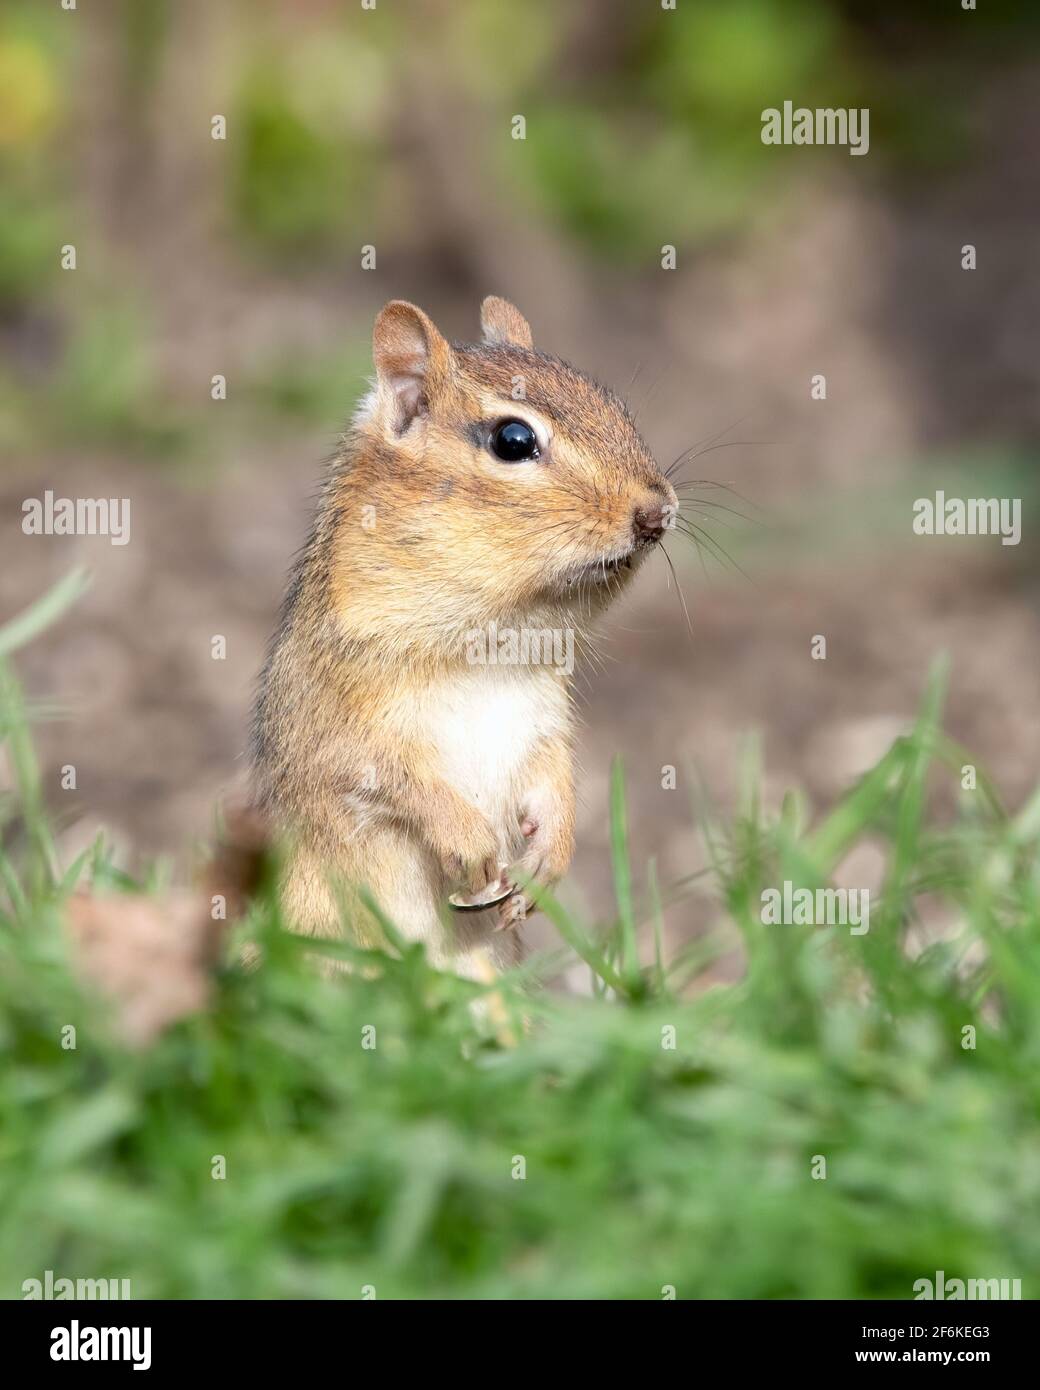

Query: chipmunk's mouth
left=565, top=551, right=635, bottom=587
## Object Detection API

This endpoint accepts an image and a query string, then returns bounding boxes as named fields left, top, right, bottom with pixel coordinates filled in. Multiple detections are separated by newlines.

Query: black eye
left=489, top=418, right=539, bottom=462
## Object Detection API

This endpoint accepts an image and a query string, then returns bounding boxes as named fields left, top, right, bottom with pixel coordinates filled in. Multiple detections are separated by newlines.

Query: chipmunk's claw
left=449, top=867, right=515, bottom=912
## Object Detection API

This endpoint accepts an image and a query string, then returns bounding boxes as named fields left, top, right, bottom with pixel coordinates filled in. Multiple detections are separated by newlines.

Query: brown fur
left=251, top=297, right=676, bottom=979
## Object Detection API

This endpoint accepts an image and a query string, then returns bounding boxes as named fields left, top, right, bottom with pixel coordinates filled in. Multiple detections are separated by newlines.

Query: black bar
left=2, top=1298, right=1031, bottom=1374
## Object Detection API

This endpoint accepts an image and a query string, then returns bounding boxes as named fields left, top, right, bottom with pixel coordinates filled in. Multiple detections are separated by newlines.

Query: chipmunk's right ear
left=480, top=296, right=534, bottom=349
left=372, top=301, right=451, bottom=434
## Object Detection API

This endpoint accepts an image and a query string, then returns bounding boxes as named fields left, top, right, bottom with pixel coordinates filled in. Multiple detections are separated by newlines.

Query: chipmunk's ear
left=480, top=295, right=534, bottom=350
left=372, top=300, right=451, bottom=433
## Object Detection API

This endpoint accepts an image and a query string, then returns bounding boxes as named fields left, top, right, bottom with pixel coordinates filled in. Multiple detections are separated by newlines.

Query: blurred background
left=2, top=0, right=1038, bottom=969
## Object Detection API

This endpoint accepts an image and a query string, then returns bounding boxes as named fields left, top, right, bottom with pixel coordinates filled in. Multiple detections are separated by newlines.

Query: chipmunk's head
left=348, top=296, right=676, bottom=631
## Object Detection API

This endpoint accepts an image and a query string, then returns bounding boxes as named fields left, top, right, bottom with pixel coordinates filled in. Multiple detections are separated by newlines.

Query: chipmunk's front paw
left=496, top=810, right=573, bottom=930
left=443, top=850, right=504, bottom=900
left=436, top=812, right=504, bottom=899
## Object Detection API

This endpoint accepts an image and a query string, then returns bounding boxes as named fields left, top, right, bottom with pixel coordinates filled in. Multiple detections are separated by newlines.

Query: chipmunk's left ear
left=373, top=300, right=452, bottom=434
left=480, top=296, right=534, bottom=349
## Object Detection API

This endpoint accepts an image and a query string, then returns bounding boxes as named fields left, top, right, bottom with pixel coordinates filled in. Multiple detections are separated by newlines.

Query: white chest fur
left=412, top=666, right=569, bottom=828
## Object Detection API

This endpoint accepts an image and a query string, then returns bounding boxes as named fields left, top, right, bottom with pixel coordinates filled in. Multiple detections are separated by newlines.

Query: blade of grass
left=0, top=568, right=91, bottom=661
left=609, top=757, right=640, bottom=991
left=523, top=876, right=629, bottom=996
left=647, top=856, right=666, bottom=996
left=0, top=659, right=57, bottom=894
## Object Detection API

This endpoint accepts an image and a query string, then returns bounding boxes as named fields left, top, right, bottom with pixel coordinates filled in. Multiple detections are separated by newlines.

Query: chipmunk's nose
left=633, top=502, right=669, bottom=544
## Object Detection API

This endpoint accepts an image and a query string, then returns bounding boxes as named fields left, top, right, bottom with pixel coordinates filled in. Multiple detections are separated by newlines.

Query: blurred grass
left=0, top=588, right=1038, bottom=1298
left=663, top=449, right=1040, bottom=587
left=0, top=315, right=371, bottom=461
left=230, top=56, right=380, bottom=262
left=2, top=0, right=1038, bottom=456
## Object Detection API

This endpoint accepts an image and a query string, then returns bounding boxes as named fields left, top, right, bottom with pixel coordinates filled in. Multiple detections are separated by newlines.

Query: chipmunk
left=251, top=296, right=676, bottom=981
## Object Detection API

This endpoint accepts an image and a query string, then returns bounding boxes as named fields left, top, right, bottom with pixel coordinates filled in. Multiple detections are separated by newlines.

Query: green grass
left=1, top=586, right=1039, bottom=1299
